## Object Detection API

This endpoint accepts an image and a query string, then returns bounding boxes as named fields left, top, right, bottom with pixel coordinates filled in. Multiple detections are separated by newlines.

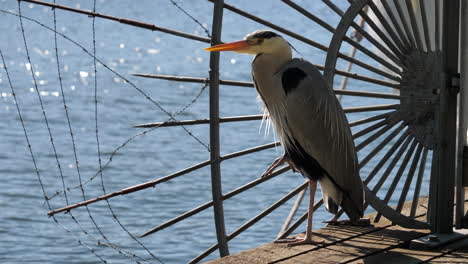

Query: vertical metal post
left=456, top=0, right=468, bottom=229
left=208, top=0, right=229, bottom=257
left=430, top=0, right=460, bottom=234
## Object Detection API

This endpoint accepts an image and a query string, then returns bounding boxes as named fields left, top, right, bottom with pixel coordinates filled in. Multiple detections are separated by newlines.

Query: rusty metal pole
left=208, top=0, right=229, bottom=257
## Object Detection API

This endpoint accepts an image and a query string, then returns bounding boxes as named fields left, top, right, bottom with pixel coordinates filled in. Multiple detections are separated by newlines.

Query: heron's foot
left=261, top=155, right=286, bottom=178
left=274, top=236, right=324, bottom=247
left=261, top=154, right=298, bottom=178
left=324, top=218, right=371, bottom=226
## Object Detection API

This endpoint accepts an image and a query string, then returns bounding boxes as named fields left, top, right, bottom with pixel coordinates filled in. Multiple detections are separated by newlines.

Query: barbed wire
left=47, top=0, right=159, bottom=262
left=18, top=1, right=152, bottom=263
left=168, top=0, right=211, bottom=38
left=3, top=9, right=210, bottom=150
left=45, top=81, right=208, bottom=201
left=87, top=2, right=165, bottom=262
left=0, top=36, right=109, bottom=264
left=6, top=1, right=213, bottom=263
left=89, top=1, right=155, bottom=263
left=0, top=7, right=209, bottom=193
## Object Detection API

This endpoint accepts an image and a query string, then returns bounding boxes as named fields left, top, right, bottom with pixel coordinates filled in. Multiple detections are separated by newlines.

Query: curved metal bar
left=133, top=119, right=210, bottom=128
left=189, top=181, right=308, bottom=264
left=374, top=139, right=418, bottom=222
left=349, top=112, right=394, bottom=127
left=18, top=0, right=211, bottom=43
left=209, top=0, right=401, bottom=82
left=282, top=0, right=334, bottom=32
left=206, top=0, right=329, bottom=50
left=344, top=104, right=399, bottom=114
left=221, top=142, right=280, bottom=161
left=367, top=1, right=407, bottom=55
left=132, top=73, right=254, bottom=88
left=336, top=42, right=361, bottom=101
left=282, top=0, right=402, bottom=72
left=135, top=105, right=399, bottom=129
left=353, top=119, right=391, bottom=140
left=141, top=201, right=213, bottom=238
left=405, top=0, right=424, bottom=51
left=393, top=0, right=417, bottom=48
left=383, top=139, right=419, bottom=201
left=277, top=199, right=323, bottom=239
left=371, top=136, right=414, bottom=193
left=419, top=0, right=432, bottom=51
left=380, top=0, right=411, bottom=48
left=134, top=72, right=400, bottom=93
left=321, top=0, right=343, bottom=16
left=189, top=245, right=218, bottom=264
left=207, top=0, right=229, bottom=256
left=277, top=188, right=306, bottom=238
left=47, top=160, right=211, bottom=216
left=317, top=64, right=401, bottom=88
left=396, top=143, right=424, bottom=213
left=335, top=127, right=408, bottom=220
left=324, top=0, right=403, bottom=66
left=410, top=147, right=429, bottom=217
left=222, top=166, right=290, bottom=199
left=335, top=90, right=400, bottom=99
left=356, top=121, right=398, bottom=151
left=351, top=1, right=404, bottom=59
left=359, top=124, right=406, bottom=169
left=363, top=132, right=411, bottom=185
left=323, top=1, right=397, bottom=88
left=136, top=69, right=400, bottom=89
left=220, top=115, right=262, bottom=122
left=435, top=0, right=440, bottom=50
left=140, top=166, right=290, bottom=238
left=133, top=115, right=264, bottom=128
left=364, top=187, right=429, bottom=229
left=132, top=73, right=207, bottom=84
left=227, top=182, right=308, bottom=240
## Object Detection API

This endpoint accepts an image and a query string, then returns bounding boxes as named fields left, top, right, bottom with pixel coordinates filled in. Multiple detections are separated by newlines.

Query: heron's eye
left=257, top=39, right=264, bottom=45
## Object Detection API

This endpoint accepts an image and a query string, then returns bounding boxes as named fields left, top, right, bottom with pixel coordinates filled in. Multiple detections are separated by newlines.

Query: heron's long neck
left=252, top=51, right=291, bottom=77
left=252, top=50, right=292, bottom=147
left=252, top=51, right=292, bottom=104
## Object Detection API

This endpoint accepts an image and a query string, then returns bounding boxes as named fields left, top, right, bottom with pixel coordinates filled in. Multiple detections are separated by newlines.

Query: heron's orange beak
left=204, top=40, right=250, bottom=52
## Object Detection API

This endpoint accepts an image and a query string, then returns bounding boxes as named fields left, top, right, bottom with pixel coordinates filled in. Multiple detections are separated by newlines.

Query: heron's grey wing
left=275, top=58, right=364, bottom=219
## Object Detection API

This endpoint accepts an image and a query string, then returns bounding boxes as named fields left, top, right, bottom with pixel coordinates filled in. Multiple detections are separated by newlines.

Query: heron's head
left=205, top=30, right=291, bottom=56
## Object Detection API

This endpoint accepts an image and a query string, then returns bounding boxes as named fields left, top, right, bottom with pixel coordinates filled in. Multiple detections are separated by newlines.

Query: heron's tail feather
left=318, top=176, right=342, bottom=215
left=341, top=194, right=364, bottom=222
left=318, top=174, right=364, bottom=221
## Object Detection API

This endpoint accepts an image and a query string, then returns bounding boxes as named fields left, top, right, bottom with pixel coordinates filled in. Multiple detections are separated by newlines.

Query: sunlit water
left=0, top=1, right=431, bottom=263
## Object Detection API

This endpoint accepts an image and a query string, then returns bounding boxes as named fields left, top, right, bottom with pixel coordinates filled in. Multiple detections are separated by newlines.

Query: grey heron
left=205, top=30, right=364, bottom=245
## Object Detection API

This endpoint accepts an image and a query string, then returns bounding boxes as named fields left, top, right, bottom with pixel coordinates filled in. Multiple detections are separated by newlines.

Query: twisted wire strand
left=0, top=37, right=108, bottom=264
left=168, top=0, right=211, bottom=38
left=9, top=2, right=211, bottom=263
left=53, top=1, right=158, bottom=262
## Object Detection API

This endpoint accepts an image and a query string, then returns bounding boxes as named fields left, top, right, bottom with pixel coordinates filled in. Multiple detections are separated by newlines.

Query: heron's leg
left=274, top=180, right=324, bottom=246
left=261, top=154, right=298, bottom=178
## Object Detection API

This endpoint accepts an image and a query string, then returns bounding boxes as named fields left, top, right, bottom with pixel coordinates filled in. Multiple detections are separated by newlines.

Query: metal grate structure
left=6, top=0, right=467, bottom=263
